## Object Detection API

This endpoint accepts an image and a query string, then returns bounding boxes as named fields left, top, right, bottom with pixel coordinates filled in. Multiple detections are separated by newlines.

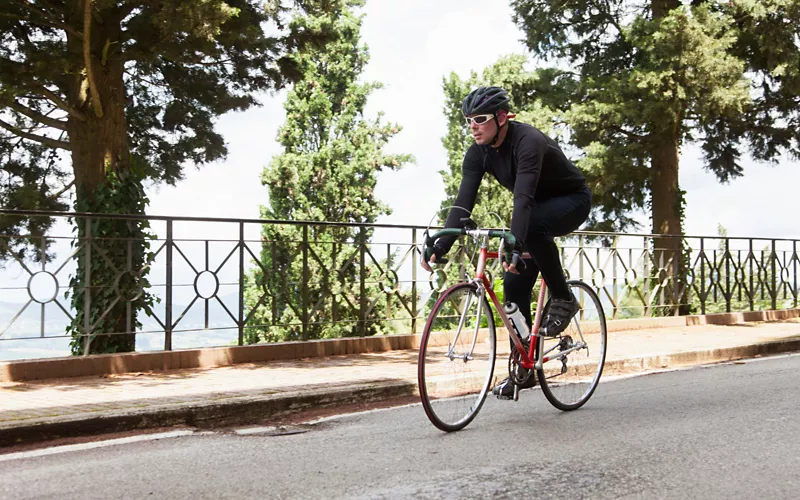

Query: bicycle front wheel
left=418, top=282, right=496, bottom=432
left=536, top=280, right=607, bottom=411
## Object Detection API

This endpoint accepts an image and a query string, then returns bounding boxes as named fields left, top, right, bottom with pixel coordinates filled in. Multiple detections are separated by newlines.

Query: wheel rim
left=537, top=282, right=606, bottom=410
left=419, top=284, right=496, bottom=430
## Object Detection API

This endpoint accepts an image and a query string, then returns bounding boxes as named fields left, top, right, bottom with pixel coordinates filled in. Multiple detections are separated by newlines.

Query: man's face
left=467, top=113, right=497, bottom=145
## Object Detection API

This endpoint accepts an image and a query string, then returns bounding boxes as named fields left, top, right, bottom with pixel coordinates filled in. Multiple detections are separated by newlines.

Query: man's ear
left=496, top=110, right=510, bottom=127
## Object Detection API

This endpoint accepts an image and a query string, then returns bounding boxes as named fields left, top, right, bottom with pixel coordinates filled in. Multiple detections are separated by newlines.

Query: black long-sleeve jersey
left=441, top=121, right=587, bottom=251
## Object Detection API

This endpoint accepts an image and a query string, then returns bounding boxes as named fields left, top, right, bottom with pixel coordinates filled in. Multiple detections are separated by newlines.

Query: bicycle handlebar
left=424, top=227, right=518, bottom=251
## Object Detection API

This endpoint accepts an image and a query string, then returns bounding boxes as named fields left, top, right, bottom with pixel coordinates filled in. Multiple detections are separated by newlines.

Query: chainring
left=508, top=337, right=533, bottom=385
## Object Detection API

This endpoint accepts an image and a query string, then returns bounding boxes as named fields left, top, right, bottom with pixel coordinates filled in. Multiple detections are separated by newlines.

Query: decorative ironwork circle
left=379, top=270, right=400, bottom=294
left=657, top=268, right=670, bottom=287
left=194, top=270, right=220, bottom=300
left=685, top=269, right=695, bottom=286
left=624, top=269, right=637, bottom=287
left=27, top=271, right=59, bottom=304
left=429, top=269, right=449, bottom=293
left=591, top=269, right=606, bottom=288
left=114, top=270, right=144, bottom=303
left=781, top=268, right=791, bottom=282
left=735, top=267, right=747, bottom=284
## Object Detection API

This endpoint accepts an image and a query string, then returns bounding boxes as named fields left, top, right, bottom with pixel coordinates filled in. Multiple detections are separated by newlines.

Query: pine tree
left=244, top=0, right=413, bottom=342
left=510, top=0, right=800, bottom=256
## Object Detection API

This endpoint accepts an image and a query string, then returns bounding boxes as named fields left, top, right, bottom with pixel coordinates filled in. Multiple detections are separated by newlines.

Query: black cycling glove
left=504, top=249, right=527, bottom=272
left=423, top=243, right=447, bottom=265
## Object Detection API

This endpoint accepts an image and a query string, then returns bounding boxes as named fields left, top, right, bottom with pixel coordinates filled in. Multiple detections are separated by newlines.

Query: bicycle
left=417, top=222, right=607, bottom=432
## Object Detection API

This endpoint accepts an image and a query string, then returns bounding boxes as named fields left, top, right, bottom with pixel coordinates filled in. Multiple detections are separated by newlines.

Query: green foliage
left=0, top=142, right=68, bottom=266
left=244, top=0, right=414, bottom=342
left=66, top=166, right=156, bottom=354
left=0, top=0, right=350, bottom=203
left=509, top=0, right=800, bottom=234
left=1, top=0, right=351, bottom=353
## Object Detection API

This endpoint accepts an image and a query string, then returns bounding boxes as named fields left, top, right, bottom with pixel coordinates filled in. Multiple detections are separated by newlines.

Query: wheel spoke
left=418, top=283, right=496, bottom=432
left=536, top=281, right=607, bottom=411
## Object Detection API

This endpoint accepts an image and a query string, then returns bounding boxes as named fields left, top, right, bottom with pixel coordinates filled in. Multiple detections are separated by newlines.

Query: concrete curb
left=605, top=337, right=800, bottom=372
left=2, top=337, right=799, bottom=448
left=0, top=380, right=416, bottom=448
left=3, top=308, right=799, bottom=383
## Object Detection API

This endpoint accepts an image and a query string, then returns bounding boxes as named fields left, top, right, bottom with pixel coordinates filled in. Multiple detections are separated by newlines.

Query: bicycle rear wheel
left=418, top=282, right=496, bottom=432
left=536, top=280, right=607, bottom=411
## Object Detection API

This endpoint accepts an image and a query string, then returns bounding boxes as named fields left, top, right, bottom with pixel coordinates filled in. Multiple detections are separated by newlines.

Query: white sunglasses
left=464, top=114, right=495, bottom=126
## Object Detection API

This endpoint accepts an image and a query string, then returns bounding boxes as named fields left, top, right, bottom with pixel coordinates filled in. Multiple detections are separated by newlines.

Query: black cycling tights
left=503, top=186, right=591, bottom=330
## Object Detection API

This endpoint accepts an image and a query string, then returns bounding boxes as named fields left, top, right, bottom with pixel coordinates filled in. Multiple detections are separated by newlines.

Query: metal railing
left=1, top=209, right=798, bottom=360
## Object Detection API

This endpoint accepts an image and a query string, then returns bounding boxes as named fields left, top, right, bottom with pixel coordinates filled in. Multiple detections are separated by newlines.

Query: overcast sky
left=144, top=0, right=800, bottom=240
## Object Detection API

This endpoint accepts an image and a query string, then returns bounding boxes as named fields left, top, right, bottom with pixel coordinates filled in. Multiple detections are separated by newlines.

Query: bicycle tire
left=536, top=280, right=607, bottom=411
left=418, top=282, right=496, bottom=432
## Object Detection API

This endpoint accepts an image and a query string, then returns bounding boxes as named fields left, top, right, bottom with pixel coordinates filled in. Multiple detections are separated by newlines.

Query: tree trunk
left=652, top=0, right=680, bottom=19
left=650, top=133, right=684, bottom=315
left=649, top=0, right=687, bottom=315
left=64, top=3, right=139, bottom=354
left=66, top=3, right=129, bottom=190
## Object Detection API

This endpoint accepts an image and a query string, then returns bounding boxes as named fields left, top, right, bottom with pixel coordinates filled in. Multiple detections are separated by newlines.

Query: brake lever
left=459, top=217, right=477, bottom=231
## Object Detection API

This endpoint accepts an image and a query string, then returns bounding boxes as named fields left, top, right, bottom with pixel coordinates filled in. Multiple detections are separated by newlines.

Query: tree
left=244, top=0, right=413, bottom=342
left=510, top=0, right=800, bottom=264
left=0, top=0, right=349, bottom=353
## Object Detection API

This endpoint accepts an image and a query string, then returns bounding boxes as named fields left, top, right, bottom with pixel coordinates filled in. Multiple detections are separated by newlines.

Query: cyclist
left=421, top=86, right=591, bottom=399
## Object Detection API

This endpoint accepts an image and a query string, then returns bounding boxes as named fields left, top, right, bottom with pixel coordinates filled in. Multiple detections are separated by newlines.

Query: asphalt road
left=2, top=353, right=799, bottom=499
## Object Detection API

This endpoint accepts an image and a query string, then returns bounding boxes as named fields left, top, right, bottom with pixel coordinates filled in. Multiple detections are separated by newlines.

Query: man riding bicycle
left=421, top=86, right=591, bottom=399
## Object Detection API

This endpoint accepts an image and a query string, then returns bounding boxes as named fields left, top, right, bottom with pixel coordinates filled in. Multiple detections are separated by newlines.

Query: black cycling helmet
left=462, top=86, right=511, bottom=116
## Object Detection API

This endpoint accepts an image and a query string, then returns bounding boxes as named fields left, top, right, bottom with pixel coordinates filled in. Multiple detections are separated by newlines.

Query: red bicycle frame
left=476, top=247, right=546, bottom=370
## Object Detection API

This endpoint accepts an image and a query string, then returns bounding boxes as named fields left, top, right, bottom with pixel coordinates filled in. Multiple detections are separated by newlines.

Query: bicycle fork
left=445, top=283, right=485, bottom=362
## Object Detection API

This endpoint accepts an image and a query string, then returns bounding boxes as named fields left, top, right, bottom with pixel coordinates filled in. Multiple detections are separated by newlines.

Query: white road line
left=303, top=402, right=422, bottom=426
left=0, top=430, right=195, bottom=463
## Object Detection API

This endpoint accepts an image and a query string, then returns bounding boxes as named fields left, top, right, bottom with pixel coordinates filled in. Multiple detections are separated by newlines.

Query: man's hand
left=503, top=249, right=526, bottom=275
left=502, top=259, right=519, bottom=275
left=421, top=253, right=436, bottom=273
left=421, top=244, right=444, bottom=272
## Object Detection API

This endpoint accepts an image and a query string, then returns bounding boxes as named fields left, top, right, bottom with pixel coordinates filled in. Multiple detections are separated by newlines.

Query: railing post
left=749, top=239, right=754, bottom=311
left=578, top=234, right=585, bottom=283
left=644, top=237, right=651, bottom=317
left=673, top=236, right=680, bottom=316
left=238, top=222, right=245, bottom=346
left=713, top=249, right=718, bottom=305
left=39, top=236, right=46, bottom=338
left=386, top=243, right=392, bottom=321
left=700, top=237, right=705, bottom=315
left=771, top=239, right=777, bottom=310
left=271, top=239, right=277, bottom=326
left=126, top=239, right=133, bottom=343
left=612, top=235, right=618, bottom=320
left=82, top=217, right=92, bottom=356
left=302, top=224, right=309, bottom=341
left=165, top=219, right=173, bottom=351
left=725, top=238, right=731, bottom=313
left=794, top=240, right=798, bottom=309
left=359, top=226, right=367, bottom=337
left=411, top=228, right=417, bottom=334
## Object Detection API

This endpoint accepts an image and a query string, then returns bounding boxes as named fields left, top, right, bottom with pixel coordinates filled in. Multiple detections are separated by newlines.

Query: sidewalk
left=2, top=318, right=800, bottom=447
